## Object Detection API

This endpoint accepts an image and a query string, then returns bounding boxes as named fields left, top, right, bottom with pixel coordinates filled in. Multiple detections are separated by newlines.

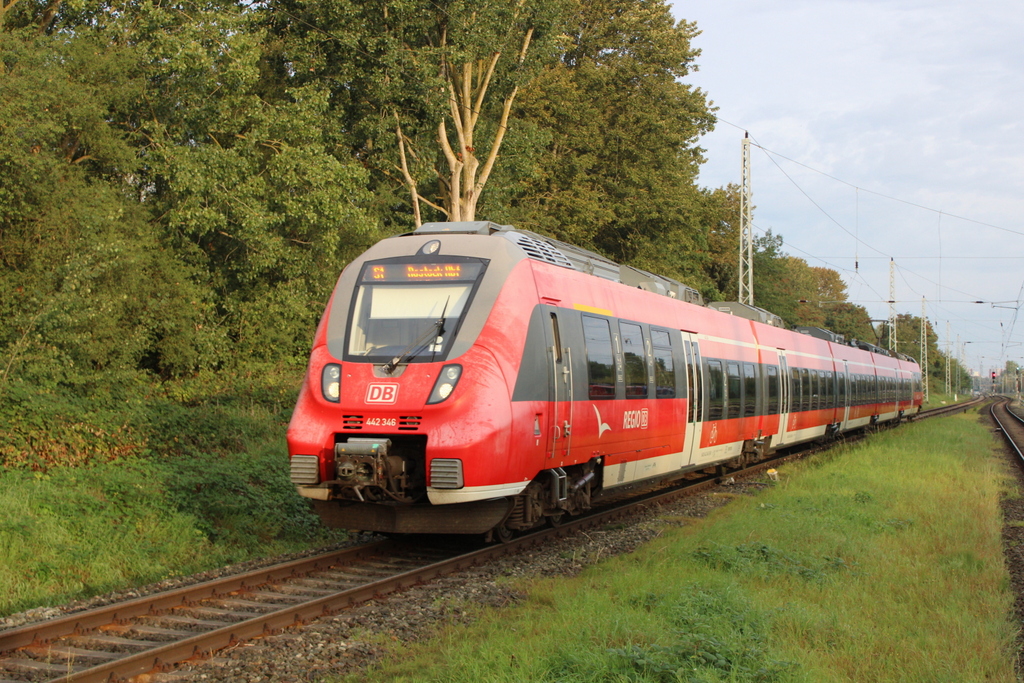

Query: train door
left=547, top=311, right=574, bottom=461
left=680, top=333, right=702, bottom=466
left=777, top=352, right=791, bottom=446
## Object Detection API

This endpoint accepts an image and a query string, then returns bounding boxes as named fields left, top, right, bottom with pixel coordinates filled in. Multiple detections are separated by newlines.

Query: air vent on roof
left=511, top=234, right=574, bottom=269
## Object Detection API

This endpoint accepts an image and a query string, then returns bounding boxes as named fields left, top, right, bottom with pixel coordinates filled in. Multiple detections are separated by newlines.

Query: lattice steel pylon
left=739, top=134, right=754, bottom=306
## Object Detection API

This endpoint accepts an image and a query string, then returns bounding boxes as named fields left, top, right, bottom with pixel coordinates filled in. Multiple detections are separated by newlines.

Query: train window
left=692, top=343, right=704, bottom=420
left=347, top=261, right=483, bottom=363
left=801, top=368, right=811, bottom=411
left=651, top=328, right=675, bottom=399
left=683, top=341, right=694, bottom=419
left=766, top=366, right=779, bottom=414
left=810, top=370, right=819, bottom=411
left=619, top=322, right=648, bottom=398
left=707, top=360, right=724, bottom=420
left=726, top=363, right=741, bottom=419
left=583, top=316, right=616, bottom=400
left=743, top=364, right=757, bottom=417
left=550, top=313, right=562, bottom=363
left=790, top=368, right=801, bottom=413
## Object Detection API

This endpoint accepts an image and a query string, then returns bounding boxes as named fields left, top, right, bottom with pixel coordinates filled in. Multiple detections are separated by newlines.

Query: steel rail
left=0, top=541, right=396, bottom=652
left=991, top=398, right=1024, bottom=464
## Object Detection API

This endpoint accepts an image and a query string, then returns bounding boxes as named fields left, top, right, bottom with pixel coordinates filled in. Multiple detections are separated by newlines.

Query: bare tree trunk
left=395, top=118, right=423, bottom=228
left=36, top=0, right=61, bottom=33
left=435, top=26, right=534, bottom=223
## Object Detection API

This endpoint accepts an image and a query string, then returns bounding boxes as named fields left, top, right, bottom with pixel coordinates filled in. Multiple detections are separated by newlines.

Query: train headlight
left=321, top=363, right=341, bottom=402
left=427, top=364, right=462, bottom=404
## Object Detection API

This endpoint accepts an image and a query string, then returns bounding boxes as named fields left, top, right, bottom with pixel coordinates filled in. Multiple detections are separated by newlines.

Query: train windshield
left=346, top=259, right=487, bottom=363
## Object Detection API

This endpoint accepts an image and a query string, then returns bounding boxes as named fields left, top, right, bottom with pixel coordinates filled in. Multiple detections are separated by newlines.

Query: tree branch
left=394, top=115, right=424, bottom=227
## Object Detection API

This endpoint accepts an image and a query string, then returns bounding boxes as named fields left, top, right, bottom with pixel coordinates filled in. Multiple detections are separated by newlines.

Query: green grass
left=345, top=413, right=1017, bottom=683
left=0, top=364, right=343, bottom=617
left=923, top=389, right=975, bottom=409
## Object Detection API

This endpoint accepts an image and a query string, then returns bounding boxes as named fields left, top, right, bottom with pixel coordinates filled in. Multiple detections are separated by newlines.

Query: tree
left=259, top=0, right=568, bottom=228
left=500, top=0, right=714, bottom=268
left=0, top=22, right=220, bottom=383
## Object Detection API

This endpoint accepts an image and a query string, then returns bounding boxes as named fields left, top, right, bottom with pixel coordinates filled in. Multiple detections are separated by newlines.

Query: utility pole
left=944, top=322, right=951, bottom=395
left=738, top=133, right=754, bottom=306
left=921, top=297, right=928, bottom=402
left=955, top=333, right=960, bottom=397
left=888, top=259, right=897, bottom=352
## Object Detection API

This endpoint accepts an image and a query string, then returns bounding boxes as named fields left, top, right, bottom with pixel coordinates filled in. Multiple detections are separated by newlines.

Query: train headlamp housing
left=321, top=363, right=341, bottom=402
left=427, top=364, right=462, bottom=404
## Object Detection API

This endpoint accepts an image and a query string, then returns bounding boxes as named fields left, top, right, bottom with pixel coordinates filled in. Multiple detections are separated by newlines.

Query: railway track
left=991, top=396, right=1024, bottom=463
left=0, top=398, right=983, bottom=683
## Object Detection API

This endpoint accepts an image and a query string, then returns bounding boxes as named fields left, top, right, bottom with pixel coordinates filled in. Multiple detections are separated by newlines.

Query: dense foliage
left=1, top=0, right=965, bottom=508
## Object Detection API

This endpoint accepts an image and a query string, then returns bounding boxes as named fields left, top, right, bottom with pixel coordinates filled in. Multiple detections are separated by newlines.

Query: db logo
left=365, top=383, right=399, bottom=404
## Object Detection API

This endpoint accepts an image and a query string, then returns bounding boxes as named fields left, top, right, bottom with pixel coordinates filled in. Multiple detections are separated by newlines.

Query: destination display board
left=361, top=262, right=484, bottom=283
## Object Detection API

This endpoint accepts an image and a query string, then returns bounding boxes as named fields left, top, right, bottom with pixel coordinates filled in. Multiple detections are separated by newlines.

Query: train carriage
left=287, top=221, right=923, bottom=538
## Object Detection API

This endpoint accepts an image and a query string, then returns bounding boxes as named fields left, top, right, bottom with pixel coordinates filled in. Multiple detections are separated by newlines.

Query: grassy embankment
left=924, top=388, right=977, bottom=409
left=348, top=410, right=1017, bottom=683
left=0, top=366, right=342, bottom=617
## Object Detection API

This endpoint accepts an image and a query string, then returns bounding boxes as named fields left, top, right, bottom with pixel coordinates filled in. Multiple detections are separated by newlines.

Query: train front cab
left=287, top=228, right=551, bottom=535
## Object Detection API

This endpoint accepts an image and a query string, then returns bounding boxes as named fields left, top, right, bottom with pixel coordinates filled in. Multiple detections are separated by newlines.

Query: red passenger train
left=287, top=221, right=923, bottom=538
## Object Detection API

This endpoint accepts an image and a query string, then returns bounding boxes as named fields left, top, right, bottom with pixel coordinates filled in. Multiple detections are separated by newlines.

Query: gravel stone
left=151, top=489, right=737, bottom=682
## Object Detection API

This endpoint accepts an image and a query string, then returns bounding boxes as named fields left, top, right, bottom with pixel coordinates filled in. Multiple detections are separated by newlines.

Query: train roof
left=412, top=221, right=705, bottom=305
left=408, top=221, right=918, bottom=367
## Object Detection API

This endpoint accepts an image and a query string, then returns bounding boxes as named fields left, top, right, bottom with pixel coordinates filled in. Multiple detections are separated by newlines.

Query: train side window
left=692, top=343, right=704, bottom=420
left=766, top=366, right=779, bottom=414
left=743, top=363, right=757, bottom=417
left=800, top=368, right=811, bottom=411
left=726, top=363, right=741, bottom=419
left=683, top=341, right=694, bottom=419
left=707, top=360, right=724, bottom=420
left=651, top=328, right=675, bottom=399
left=583, top=315, right=616, bottom=400
left=550, top=313, right=562, bottom=363
left=810, top=369, right=819, bottom=411
left=619, top=322, right=648, bottom=398
left=790, top=368, right=801, bottom=413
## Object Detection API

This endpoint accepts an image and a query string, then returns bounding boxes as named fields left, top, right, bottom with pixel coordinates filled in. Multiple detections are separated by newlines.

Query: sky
left=670, top=0, right=1024, bottom=381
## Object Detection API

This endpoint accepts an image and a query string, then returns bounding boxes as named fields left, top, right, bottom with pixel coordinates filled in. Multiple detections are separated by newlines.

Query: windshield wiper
left=382, top=297, right=450, bottom=375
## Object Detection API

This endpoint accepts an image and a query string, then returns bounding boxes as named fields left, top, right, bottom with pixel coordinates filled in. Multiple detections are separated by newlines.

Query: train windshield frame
left=344, top=256, right=489, bottom=364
